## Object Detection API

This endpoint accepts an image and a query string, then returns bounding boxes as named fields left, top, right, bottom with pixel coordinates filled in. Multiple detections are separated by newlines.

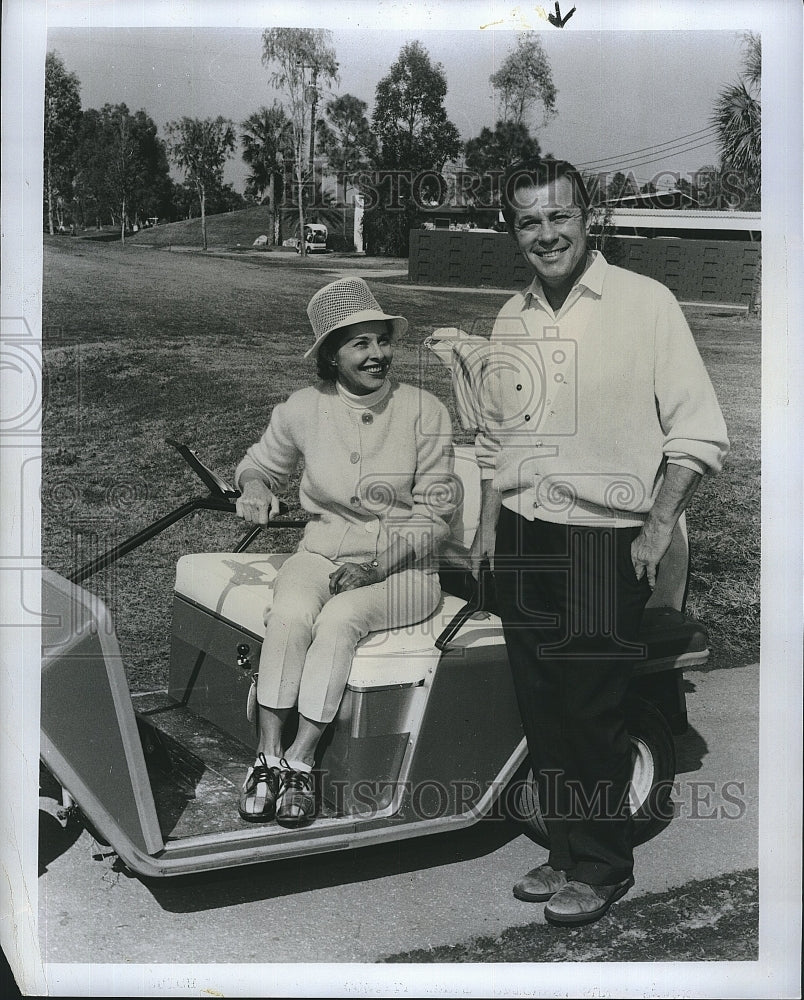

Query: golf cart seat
left=171, top=447, right=488, bottom=680
left=172, top=550, right=502, bottom=692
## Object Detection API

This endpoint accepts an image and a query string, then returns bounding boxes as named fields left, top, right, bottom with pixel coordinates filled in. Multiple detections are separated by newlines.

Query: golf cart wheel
left=512, top=695, right=676, bottom=848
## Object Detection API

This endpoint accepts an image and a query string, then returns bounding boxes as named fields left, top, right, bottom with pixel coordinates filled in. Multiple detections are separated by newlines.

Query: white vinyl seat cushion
left=174, top=552, right=503, bottom=690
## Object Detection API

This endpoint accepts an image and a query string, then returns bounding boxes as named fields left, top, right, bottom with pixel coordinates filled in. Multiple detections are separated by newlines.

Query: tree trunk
left=296, top=152, right=306, bottom=258
left=200, top=187, right=207, bottom=250
left=47, top=162, right=55, bottom=236
left=121, top=196, right=126, bottom=244
left=308, top=79, right=318, bottom=187
left=268, top=173, right=276, bottom=246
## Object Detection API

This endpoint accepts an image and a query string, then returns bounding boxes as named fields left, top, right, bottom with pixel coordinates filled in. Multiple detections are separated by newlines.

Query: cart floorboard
left=132, top=692, right=259, bottom=840
left=131, top=694, right=339, bottom=844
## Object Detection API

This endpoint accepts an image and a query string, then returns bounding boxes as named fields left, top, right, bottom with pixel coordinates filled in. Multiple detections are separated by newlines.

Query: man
left=470, top=157, right=729, bottom=926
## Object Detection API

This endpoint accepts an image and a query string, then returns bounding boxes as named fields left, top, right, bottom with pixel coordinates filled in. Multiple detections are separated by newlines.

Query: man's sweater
left=235, top=379, right=456, bottom=568
left=475, top=252, right=730, bottom=525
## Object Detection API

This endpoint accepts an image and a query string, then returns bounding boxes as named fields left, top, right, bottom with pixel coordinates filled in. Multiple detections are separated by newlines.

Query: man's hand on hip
left=469, top=530, right=496, bottom=579
left=633, top=463, right=704, bottom=588
left=631, top=522, right=674, bottom=589
left=470, top=479, right=503, bottom=579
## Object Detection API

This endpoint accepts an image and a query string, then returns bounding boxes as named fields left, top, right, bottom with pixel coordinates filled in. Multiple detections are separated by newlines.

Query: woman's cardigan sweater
left=235, top=380, right=456, bottom=572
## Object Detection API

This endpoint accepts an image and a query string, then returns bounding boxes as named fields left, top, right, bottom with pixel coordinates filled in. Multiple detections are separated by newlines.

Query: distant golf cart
left=286, top=223, right=328, bottom=254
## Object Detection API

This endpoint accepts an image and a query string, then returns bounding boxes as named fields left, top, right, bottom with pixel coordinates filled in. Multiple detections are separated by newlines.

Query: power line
left=576, top=126, right=718, bottom=170
left=596, top=137, right=720, bottom=175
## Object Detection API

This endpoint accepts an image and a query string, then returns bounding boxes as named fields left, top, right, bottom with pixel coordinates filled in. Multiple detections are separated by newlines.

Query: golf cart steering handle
left=164, top=437, right=294, bottom=516
left=68, top=441, right=305, bottom=584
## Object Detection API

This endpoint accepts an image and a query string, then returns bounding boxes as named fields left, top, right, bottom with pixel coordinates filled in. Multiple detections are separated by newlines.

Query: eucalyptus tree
left=166, top=116, right=236, bottom=250
left=261, top=28, right=339, bottom=255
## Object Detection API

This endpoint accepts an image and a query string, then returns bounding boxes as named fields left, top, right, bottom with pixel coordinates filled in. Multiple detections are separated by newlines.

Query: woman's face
left=331, top=319, right=394, bottom=395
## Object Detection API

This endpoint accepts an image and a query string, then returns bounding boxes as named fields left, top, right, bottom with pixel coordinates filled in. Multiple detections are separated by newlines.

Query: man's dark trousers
left=495, top=506, right=652, bottom=885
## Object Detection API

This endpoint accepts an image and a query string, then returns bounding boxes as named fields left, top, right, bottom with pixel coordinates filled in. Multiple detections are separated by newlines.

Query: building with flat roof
left=600, top=207, right=761, bottom=242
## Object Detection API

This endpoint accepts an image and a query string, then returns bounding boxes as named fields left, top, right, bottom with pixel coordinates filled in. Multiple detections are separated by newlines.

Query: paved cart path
left=37, top=661, right=757, bottom=965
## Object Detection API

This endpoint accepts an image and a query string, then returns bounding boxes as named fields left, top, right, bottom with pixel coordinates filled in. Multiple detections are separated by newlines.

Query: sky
left=45, top=25, right=749, bottom=194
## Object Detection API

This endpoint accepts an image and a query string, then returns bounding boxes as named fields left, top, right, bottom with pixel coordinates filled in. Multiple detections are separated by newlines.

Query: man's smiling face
left=509, top=175, right=591, bottom=298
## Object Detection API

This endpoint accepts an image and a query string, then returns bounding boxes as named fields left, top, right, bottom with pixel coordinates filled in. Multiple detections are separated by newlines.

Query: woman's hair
left=315, top=335, right=339, bottom=381
left=315, top=320, right=392, bottom=382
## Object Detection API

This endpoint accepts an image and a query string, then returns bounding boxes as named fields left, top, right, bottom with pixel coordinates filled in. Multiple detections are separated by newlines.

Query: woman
left=234, top=277, right=456, bottom=827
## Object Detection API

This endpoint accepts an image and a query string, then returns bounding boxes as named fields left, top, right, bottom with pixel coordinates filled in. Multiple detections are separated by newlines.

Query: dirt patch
left=385, top=869, right=758, bottom=963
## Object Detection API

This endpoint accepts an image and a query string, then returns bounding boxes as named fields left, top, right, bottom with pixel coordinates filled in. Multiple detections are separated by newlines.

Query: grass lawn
left=124, top=204, right=278, bottom=248
left=122, top=203, right=362, bottom=253
left=42, top=237, right=760, bottom=690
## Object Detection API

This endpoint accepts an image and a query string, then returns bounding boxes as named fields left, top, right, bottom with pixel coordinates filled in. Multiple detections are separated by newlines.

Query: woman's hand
left=329, top=562, right=384, bottom=594
left=235, top=479, right=281, bottom=525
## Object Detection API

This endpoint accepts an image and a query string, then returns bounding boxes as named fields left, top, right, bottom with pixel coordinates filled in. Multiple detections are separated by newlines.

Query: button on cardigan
left=235, top=380, right=456, bottom=570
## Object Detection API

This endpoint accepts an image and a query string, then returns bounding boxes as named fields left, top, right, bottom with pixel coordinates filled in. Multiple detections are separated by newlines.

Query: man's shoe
left=513, top=863, right=569, bottom=902
left=544, top=876, right=635, bottom=926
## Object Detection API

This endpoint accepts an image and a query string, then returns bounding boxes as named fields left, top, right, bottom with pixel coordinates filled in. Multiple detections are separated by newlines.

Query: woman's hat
left=305, top=277, right=408, bottom=360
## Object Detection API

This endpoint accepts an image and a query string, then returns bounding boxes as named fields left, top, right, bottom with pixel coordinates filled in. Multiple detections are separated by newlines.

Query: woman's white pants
left=257, top=550, right=441, bottom=723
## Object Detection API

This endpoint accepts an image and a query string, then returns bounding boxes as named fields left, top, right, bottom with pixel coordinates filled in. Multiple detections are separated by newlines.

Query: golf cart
left=297, top=223, right=328, bottom=254
left=40, top=424, right=709, bottom=879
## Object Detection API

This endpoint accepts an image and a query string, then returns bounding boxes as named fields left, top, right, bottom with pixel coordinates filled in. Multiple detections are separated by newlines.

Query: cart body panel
left=41, top=569, right=164, bottom=856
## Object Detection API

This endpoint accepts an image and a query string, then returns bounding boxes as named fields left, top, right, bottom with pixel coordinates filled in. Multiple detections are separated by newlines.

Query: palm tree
left=711, top=32, right=761, bottom=313
left=241, top=104, right=292, bottom=244
left=711, top=32, right=760, bottom=208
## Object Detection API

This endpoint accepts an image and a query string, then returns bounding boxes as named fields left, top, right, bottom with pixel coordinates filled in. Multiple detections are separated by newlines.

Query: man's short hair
left=501, top=157, right=591, bottom=227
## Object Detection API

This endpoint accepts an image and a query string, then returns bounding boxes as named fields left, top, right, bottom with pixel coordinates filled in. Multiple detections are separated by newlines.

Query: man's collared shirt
left=475, top=251, right=730, bottom=525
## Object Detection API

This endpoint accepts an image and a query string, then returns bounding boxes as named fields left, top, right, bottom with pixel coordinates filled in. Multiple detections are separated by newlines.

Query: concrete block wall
left=408, top=231, right=760, bottom=306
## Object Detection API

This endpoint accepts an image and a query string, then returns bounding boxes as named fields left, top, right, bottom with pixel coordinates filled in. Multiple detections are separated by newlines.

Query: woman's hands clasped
left=235, top=479, right=282, bottom=525
left=329, top=562, right=384, bottom=595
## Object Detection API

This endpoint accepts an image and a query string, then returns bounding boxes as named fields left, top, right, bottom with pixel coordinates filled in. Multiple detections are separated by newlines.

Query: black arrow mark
left=548, top=2, right=576, bottom=28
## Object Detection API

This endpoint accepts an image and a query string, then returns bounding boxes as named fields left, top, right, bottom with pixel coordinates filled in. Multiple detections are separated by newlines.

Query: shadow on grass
left=383, top=868, right=758, bottom=963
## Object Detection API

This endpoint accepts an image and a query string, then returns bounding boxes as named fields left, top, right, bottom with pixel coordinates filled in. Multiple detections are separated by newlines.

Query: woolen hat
left=304, top=277, right=408, bottom=360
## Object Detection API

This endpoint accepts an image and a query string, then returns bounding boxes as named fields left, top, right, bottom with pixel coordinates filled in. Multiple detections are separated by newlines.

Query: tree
left=692, top=164, right=746, bottom=211
left=262, top=28, right=339, bottom=256
left=72, top=105, right=173, bottom=237
left=44, top=51, right=82, bottom=235
left=673, top=176, right=700, bottom=204
left=711, top=32, right=761, bottom=210
left=105, top=104, right=140, bottom=243
left=317, top=94, right=377, bottom=204
left=205, top=182, right=248, bottom=215
left=603, top=170, right=639, bottom=203
left=241, top=104, right=292, bottom=243
left=165, top=116, right=236, bottom=250
left=463, top=120, right=541, bottom=205
left=490, top=33, right=557, bottom=128
left=373, top=41, right=461, bottom=174
left=301, top=39, right=338, bottom=183
left=367, top=41, right=462, bottom=255
left=128, top=110, right=174, bottom=226
left=72, top=108, right=108, bottom=228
